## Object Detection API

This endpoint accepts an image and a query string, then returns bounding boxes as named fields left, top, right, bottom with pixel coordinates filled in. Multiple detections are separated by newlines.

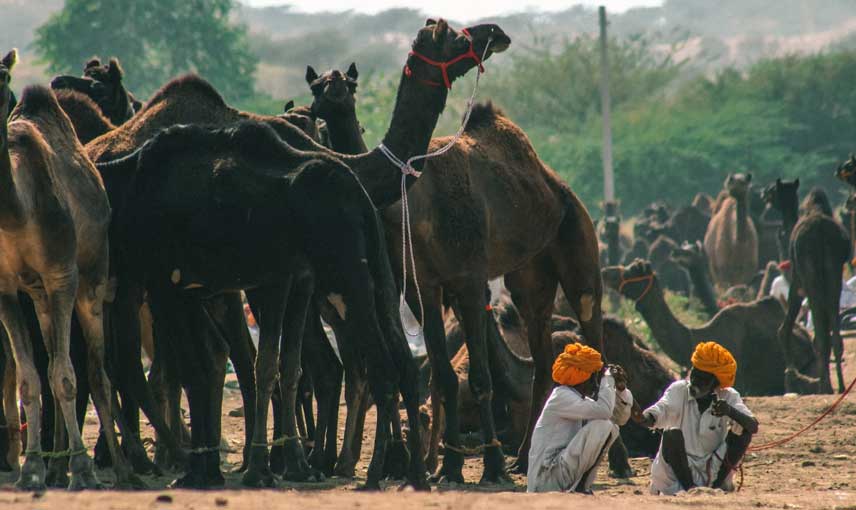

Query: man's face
left=689, top=368, right=718, bottom=399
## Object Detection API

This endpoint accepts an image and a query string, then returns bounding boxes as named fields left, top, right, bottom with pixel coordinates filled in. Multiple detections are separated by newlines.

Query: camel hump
left=12, top=85, right=63, bottom=120
left=463, top=100, right=505, bottom=132
left=143, top=73, right=226, bottom=111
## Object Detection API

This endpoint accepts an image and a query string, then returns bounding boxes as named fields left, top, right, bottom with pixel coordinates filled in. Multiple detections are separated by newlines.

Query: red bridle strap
left=405, top=28, right=485, bottom=89
left=617, top=268, right=655, bottom=303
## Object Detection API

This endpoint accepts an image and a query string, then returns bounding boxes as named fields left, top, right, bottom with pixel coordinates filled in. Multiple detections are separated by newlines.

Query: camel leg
left=505, top=257, right=558, bottom=474
left=455, top=281, right=508, bottom=484
left=0, top=331, right=15, bottom=472
left=0, top=291, right=47, bottom=490
left=778, top=283, right=804, bottom=392
left=412, top=287, right=465, bottom=484
left=807, top=296, right=836, bottom=395
left=75, top=274, right=145, bottom=489
left=34, top=271, right=104, bottom=490
left=332, top=320, right=369, bottom=478
left=303, top=312, right=342, bottom=476
left=242, top=283, right=291, bottom=488
left=276, top=270, right=323, bottom=483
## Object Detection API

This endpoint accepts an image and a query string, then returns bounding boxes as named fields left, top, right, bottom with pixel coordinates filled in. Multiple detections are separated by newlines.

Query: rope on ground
left=442, top=438, right=502, bottom=456
left=250, top=434, right=305, bottom=449
left=748, top=374, right=856, bottom=453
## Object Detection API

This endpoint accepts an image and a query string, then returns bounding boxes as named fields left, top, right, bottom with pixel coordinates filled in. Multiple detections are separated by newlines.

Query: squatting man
left=526, top=341, right=757, bottom=495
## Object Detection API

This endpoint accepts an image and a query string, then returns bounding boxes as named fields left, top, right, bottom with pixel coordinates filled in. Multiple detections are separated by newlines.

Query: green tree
left=35, top=0, right=258, bottom=102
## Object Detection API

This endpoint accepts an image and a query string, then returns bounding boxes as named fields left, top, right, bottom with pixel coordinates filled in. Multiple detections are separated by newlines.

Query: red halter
left=404, top=28, right=485, bottom=89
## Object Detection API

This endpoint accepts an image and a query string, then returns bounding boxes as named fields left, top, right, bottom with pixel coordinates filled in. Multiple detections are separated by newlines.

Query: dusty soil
left=2, top=340, right=856, bottom=509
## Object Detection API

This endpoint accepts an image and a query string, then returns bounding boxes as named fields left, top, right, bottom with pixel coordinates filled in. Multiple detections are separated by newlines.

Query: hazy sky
left=241, top=1, right=664, bottom=21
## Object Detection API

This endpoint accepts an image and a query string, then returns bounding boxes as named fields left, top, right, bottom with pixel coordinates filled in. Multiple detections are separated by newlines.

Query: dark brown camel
left=763, top=179, right=849, bottom=393
left=602, top=259, right=819, bottom=395
left=55, top=90, right=116, bottom=144
left=96, top=20, right=510, bottom=489
left=670, top=240, right=720, bottom=317
left=307, top=70, right=603, bottom=481
left=51, top=57, right=139, bottom=125
left=704, top=173, right=759, bottom=288
left=0, top=50, right=139, bottom=489
left=647, top=235, right=690, bottom=296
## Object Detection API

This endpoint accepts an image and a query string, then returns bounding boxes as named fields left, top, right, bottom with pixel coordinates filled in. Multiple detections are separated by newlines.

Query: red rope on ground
left=748, top=374, right=856, bottom=452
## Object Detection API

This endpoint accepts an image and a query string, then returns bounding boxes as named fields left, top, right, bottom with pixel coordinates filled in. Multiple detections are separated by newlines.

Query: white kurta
left=645, top=380, right=753, bottom=495
left=526, top=372, right=633, bottom=493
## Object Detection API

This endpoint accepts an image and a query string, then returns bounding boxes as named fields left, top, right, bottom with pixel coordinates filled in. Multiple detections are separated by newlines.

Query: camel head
left=761, top=177, right=799, bottom=215
left=835, top=154, right=856, bottom=188
left=51, top=57, right=136, bottom=125
left=406, top=19, right=510, bottom=88
left=724, top=172, right=752, bottom=200
left=306, top=63, right=359, bottom=121
left=643, top=200, right=671, bottom=223
left=0, top=49, right=17, bottom=123
left=670, top=240, right=706, bottom=270
left=601, top=259, right=657, bottom=302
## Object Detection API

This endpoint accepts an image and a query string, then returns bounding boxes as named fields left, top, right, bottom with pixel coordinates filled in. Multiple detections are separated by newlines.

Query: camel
left=670, top=240, right=720, bottom=317
left=836, top=154, right=856, bottom=189
left=667, top=202, right=709, bottom=244
left=96, top=20, right=510, bottom=489
left=763, top=179, right=850, bottom=393
left=602, top=259, right=819, bottom=395
left=704, top=173, right=759, bottom=288
left=0, top=50, right=140, bottom=490
left=647, top=235, right=690, bottom=295
left=55, top=90, right=116, bottom=144
left=306, top=73, right=604, bottom=482
left=51, top=58, right=139, bottom=125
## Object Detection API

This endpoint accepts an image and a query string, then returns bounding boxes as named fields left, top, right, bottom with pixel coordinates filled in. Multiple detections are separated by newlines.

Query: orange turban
left=691, top=342, right=737, bottom=388
left=552, top=343, right=604, bottom=387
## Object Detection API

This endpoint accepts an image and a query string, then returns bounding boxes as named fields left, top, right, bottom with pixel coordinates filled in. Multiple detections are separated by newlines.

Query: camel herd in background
left=0, top=16, right=852, bottom=495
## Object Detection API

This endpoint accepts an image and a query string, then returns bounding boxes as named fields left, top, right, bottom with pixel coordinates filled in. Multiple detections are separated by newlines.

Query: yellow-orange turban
left=552, top=343, right=604, bottom=387
left=691, top=342, right=737, bottom=388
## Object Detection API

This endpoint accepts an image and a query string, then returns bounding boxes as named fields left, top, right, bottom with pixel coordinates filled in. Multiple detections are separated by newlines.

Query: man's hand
left=711, top=398, right=731, bottom=417
left=630, top=401, right=655, bottom=428
left=609, top=364, right=628, bottom=392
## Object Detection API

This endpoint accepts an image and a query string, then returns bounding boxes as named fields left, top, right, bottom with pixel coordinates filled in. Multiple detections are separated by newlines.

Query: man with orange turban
left=636, top=342, right=758, bottom=495
left=527, top=343, right=632, bottom=493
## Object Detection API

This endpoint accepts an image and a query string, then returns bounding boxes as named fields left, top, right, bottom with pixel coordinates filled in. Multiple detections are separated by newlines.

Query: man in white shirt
left=527, top=343, right=633, bottom=493
left=636, top=342, right=758, bottom=495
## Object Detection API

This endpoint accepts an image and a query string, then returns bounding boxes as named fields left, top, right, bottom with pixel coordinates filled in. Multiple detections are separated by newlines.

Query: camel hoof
left=241, top=467, right=278, bottom=488
left=45, top=460, right=70, bottom=488
left=609, top=466, right=636, bottom=479
left=283, top=465, right=324, bottom=483
left=479, top=469, right=513, bottom=485
left=400, top=477, right=431, bottom=492
left=506, top=457, right=527, bottom=475
left=333, top=464, right=356, bottom=479
left=308, top=450, right=336, bottom=478
left=15, top=456, right=46, bottom=492
left=383, top=441, right=409, bottom=480
left=114, top=472, right=148, bottom=490
left=68, top=458, right=103, bottom=491
left=128, top=446, right=162, bottom=476
left=269, top=445, right=285, bottom=476
left=356, top=480, right=382, bottom=491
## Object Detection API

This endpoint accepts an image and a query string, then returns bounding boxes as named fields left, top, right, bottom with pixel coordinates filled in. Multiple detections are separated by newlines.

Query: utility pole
left=599, top=6, right=615, bottom=203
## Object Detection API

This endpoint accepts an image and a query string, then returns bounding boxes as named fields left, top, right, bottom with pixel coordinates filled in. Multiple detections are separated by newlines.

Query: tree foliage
left=35, top=0, right=257, bottom=102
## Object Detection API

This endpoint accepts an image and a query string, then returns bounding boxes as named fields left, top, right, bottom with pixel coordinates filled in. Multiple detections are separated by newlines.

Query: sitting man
left=636, top=342, right=758, bottom=495
left=527, top=343, right=632, bottom=493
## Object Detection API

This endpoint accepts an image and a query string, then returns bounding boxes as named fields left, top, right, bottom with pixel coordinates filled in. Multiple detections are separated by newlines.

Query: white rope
left=379, top=36, right=493, bottom=336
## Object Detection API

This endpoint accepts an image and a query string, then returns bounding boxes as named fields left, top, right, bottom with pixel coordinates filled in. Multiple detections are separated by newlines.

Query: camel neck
left=633, top=282, right=694, bottom=366
left=322, top=109, right=367, bottom=155
left=0, top=125, right=23, bottom=228
left=485, top=311, right=533, bottom=402
left=347, top=72, right=448, bottom=209
left=780, top=204, right=799, bottom=240
left=607, top=233, right=621, bottom=266
left=686, top=262, right=720, bottom=317
left=736, top=195, right=748, bottom=241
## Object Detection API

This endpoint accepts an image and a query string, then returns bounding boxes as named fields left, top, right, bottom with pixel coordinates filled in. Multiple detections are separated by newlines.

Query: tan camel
left=704, top=173, right=759, bottom=287
left=0, top=50, right=139, bottom=489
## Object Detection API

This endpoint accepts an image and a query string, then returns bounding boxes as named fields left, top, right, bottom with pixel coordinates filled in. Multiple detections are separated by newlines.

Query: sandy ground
left=2, top=341, right=856, bottom=509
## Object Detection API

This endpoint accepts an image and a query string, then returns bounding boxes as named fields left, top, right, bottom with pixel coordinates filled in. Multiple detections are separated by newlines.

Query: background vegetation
left=4, top=0, right=856, bottom=213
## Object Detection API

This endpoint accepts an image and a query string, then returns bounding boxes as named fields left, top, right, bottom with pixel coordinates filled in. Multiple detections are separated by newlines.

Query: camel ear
left=284, top=99, right=294, bottom=113
left=107, top=58, right=124, bottom=82
left=433, top=19, right=449, bottom=43
left=84, top=57, right=101, bottom=70
left=305, top=66, right=318, bottom=85
left=1, top=49, right=17, bottom=71
left=346, top=62, right=358, bottom=81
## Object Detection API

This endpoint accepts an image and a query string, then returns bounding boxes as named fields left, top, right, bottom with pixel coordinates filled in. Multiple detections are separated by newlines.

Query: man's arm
left=712, top=398, right=758, bottom=434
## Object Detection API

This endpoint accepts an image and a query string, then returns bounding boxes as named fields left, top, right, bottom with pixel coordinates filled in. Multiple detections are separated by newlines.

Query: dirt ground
left=2, top=340, right=856, bottom=509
